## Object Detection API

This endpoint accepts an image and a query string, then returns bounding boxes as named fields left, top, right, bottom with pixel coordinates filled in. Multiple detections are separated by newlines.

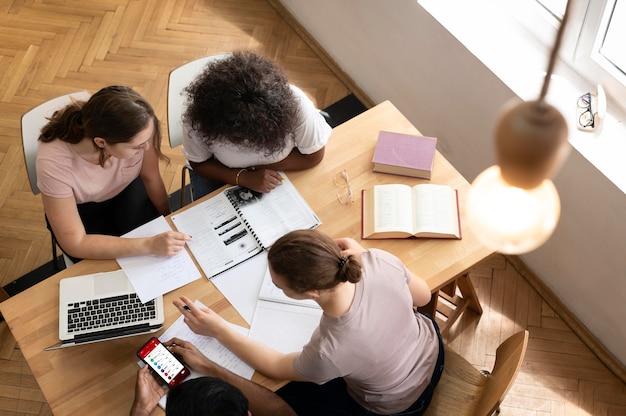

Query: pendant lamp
left=466, top=0, right=572, bottom=254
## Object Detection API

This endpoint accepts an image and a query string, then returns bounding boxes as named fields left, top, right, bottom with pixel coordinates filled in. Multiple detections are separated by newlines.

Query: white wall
left=278, top=0, right=626, bottom=365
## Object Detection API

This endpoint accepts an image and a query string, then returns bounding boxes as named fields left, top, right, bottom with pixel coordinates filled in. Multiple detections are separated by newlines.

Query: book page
left=258, top=268, right=320, bottom=309
left=373, top=184, right=415, bottom=234
left=248, top=300, right=323, bottom=354
left=225, top=173, right=321, bottom=248
left=171, top=192, right=262, bottom=278
left=412, top=184, right=460, bottom=236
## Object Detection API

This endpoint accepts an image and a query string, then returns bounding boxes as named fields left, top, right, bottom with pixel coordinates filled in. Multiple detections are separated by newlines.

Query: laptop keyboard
left=67, top=293, right=157, bottom=333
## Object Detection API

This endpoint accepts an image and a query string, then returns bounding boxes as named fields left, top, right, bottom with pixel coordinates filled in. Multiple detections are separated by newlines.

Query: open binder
left=171, top=173, right=321, bottom=279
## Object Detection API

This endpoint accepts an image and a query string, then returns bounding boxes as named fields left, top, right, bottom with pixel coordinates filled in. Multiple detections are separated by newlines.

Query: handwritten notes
left=118, top=216, right=201, bottom=303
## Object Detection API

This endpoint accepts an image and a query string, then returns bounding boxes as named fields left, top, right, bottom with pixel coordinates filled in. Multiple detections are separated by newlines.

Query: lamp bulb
left=467, top=165, right=560, bottom=254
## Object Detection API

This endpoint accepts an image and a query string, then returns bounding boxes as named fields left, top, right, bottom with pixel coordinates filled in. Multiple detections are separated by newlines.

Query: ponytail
left=335, top=255, right=361, bottom=284
left=39, top=101, right=86, bottom=144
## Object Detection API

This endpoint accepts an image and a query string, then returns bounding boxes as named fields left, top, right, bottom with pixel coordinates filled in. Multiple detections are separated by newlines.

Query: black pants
left=47, top=177, right=160, bottom=263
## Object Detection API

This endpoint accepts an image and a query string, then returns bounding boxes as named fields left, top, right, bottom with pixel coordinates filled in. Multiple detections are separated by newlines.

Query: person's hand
left=173, top=295, right=228, bottom=338
left=149, top=231, right=192, bottom=257
left=334, top=237, right=366, bottom=257
left=164, top=337, right=217, bottom=374
left=130, top=365, right=168, bottom=416
left=239, top=169, right=283, bottom=193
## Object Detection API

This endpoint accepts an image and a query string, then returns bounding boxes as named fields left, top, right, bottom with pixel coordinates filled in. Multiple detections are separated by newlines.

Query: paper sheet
left=117, top=216, right=201, bottom=303
left=210, top=252, right=267, bottom=325
left=248, top=300, right=322, bottom=354
left=155, top=300, right=254, bottom=409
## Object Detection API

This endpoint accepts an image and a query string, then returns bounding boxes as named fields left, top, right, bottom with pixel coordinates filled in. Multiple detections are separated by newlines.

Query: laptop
left=45, top=270, right=165, bottom=350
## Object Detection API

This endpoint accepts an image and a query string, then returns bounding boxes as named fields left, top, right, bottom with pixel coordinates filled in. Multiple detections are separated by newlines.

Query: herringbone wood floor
left=0, top=0, right=624, bottom=415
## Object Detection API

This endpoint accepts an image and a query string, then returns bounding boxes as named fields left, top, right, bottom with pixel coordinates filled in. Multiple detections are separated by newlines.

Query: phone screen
left=137, top=337, right=190, bottom=387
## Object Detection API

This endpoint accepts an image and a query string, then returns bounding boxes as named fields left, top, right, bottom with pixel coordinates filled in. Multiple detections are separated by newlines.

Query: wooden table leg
left=422, top=272, right=482, bottom=335
left=456, top=273, right=482, bottom=314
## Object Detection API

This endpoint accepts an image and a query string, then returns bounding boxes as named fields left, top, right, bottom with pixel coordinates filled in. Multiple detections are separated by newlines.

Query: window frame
left=554, top=0, right=626, bottom=113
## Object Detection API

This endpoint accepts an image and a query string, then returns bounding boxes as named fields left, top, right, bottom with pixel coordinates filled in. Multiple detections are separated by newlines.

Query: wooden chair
left=167, top=53, right=230, bottom=207
left=424, top=330, right=529, bottom=416
left=21, top=91, right=91, bottom=270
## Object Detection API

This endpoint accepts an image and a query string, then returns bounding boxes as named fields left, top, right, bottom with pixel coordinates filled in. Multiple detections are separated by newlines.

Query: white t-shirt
left=182, top=85, right=331, bottom=168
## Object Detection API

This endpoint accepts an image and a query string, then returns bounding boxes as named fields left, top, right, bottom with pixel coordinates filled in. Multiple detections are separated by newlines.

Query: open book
left=247, top=269, right=322, bottom=354
left=361, top=183, right=461, bottom=239
left=171, top=173, right=321, bottom=279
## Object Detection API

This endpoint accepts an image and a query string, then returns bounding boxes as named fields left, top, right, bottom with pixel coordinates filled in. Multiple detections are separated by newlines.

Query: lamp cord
left=539, top=0, right=573, bottom=102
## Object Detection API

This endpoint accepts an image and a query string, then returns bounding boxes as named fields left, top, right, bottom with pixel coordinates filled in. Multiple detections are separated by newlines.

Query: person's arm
left=334, top=237, right=367, bottom=257
left=165, top=338, right=297, bottom=416
left=42, top=194, right=191, bottom=259
left=139, top=145, right=171, bottom=216
left=408, top=271, right=432, bottom=308
left=256, top=147, right=325, bottom=171
left=172, top=296, right=304, bottom=381
left=130, top=365, right=168, bottom=416
left=190, top=158, right=283, bottom=194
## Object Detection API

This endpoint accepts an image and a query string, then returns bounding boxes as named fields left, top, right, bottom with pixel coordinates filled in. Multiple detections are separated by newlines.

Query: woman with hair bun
left=174, top=229, right=444, bottom=416
left=37, top=86, right=191, bottom=262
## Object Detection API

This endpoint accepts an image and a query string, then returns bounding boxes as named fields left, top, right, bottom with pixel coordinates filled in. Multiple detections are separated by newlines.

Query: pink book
left=372, top=131, right=437, bottom=179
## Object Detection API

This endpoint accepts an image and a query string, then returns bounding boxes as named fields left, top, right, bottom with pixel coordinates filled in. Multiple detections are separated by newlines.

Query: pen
left=183, top=305, right=191, bottom=311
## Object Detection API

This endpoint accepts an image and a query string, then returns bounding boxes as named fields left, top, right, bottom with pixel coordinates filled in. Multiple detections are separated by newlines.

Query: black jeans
left=276, top=313, right=445, bottom=416
left=47, top=177, right=160, bottom=263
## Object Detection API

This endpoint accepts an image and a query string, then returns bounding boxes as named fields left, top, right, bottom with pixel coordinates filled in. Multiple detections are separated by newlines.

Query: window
left=538, top=0, right=626, bottom=112
left=536, top=0, right=568, bottom=19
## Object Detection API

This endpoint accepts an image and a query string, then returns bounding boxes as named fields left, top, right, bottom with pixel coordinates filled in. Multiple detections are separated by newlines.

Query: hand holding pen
left=173, top=295, right=228, bottom=339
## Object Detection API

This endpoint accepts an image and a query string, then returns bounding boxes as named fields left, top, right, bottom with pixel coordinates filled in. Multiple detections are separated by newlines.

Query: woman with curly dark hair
left=182, top=51, right=332, bottom=197
left=37, top=86, right=191, bottom=262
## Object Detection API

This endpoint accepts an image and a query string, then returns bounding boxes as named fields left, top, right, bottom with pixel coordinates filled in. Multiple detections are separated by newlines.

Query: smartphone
left=137, top=337, right=190, bottom=387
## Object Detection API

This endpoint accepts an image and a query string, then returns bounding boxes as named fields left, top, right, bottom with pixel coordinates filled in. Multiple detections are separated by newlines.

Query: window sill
left=420, top=0, right=626, bottom=194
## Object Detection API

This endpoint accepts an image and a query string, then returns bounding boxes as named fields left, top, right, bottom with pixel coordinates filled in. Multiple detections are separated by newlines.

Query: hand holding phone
left=137, top=337, right=190, bottom=387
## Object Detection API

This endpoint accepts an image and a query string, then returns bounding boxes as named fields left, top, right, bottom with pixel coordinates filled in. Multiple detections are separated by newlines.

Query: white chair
left=21, top=91, right=90, bottom=269
left=167, top=53, right=230, bottom=207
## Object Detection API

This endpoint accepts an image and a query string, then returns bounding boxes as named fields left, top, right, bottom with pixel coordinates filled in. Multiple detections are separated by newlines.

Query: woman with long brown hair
left=37, top=86, right=190, bottom=262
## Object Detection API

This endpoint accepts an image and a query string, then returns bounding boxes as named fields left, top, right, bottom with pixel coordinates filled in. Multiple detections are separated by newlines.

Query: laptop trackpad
left=94, top=271, right=129, bottom=295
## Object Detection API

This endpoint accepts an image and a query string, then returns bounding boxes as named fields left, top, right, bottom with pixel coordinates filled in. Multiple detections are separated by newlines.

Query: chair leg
left=52, top=231, right=60, bottom=270
left=181, top=166, right=187, bottom=208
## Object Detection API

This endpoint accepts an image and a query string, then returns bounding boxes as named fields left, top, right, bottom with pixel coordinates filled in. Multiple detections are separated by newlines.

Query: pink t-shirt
left=36, top=140, right=143, bottom=204
left=293, top=249, right=439, bottom=414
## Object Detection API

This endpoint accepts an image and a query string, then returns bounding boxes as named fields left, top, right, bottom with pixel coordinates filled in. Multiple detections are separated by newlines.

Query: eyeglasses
left=577, top=92, right=595, bottom=129
left=333, top=170, right=354, bottom=205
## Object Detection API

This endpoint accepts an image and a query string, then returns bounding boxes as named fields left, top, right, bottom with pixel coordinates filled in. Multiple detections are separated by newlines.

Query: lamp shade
left=467, top=165, right=561, bottom=254
left=495, top=99, right=569, bottom=189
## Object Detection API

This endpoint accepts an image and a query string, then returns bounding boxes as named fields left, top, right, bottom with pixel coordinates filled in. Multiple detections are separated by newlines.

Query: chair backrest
left=423, top=330, right=529, bottom=416
left=166, top=53, right=231, bottom=149
left=474, top=330, right=529, bottom=415
left=21, top=91, right=91, bottom=195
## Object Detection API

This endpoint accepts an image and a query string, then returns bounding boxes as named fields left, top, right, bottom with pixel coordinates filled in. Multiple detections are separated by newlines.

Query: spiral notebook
left=171, top=173, right=320, bottom=279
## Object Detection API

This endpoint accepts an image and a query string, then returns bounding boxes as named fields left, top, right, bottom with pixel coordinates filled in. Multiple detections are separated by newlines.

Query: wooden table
left=0, top=100, right=493, bottom=415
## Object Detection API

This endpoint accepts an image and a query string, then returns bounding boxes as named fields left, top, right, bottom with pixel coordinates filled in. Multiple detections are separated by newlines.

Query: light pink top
left=36, top=140, right=143, bottom=204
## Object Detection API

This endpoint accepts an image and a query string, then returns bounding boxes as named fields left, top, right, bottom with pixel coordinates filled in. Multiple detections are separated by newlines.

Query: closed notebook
left=372, top=131, right=437, bottom=179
